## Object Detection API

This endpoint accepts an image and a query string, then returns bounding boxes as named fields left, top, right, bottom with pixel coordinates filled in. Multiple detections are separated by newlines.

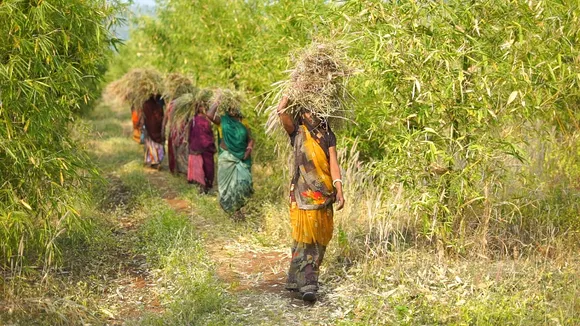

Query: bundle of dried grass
left=163, top=73, right=195, bottom=101
left=106, top=68, right=164, bottom=109
left=264, top=42, right=355, bottom=133
left=211, top=89, right=244, bottom=117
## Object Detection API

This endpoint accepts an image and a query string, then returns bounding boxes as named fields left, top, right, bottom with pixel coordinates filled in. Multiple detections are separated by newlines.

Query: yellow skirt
left=290, top=202, right=334, bottom=246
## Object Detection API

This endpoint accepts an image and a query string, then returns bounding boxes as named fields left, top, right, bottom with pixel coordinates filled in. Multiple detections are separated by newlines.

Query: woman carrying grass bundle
left=270, top=42, right=351, bottom=302
left=105, top=68, right=164, bottom=145
left=207, top=91, right=254, bottom=218
left=277, top=96, right=345, bottom=302
left=164, top=99, right=191, bottom=175
left=162, top=73, right=196, bottom=175
left=187, top=90, right=216, bottom=193
left=143, top=94, right=166, bottom=169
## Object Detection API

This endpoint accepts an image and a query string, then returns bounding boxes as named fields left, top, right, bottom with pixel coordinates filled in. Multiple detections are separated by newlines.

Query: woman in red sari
left=142, top=94, right=165, bottom=169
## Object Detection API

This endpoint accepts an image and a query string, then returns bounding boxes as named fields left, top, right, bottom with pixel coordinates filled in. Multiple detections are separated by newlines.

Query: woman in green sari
left=207, top=100, right=254, bottom=218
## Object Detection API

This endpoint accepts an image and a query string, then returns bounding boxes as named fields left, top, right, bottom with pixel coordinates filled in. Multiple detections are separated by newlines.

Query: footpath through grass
left=1, top=102, right=579, bottom=325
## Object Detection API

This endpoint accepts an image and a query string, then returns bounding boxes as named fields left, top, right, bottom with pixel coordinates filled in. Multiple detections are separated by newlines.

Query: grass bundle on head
left=195, top=88, right=214, bottom=112
left=211, top=89, right=244, bottom=117
left=171, top=90, right=199, bottom=131
left=163, top=73, right=195, bottom=101
left=106, top=68, right=164, bottom=109
left=264, top=41, right=355, bottom=133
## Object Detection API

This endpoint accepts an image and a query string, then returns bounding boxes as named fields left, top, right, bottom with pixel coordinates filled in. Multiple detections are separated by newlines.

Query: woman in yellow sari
left=277, top=96, right=345, bottom=302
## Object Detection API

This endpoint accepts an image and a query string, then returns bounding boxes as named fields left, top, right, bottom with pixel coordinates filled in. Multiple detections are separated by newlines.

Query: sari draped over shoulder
left=220, top=115, right=252, bottom=166
left=293, top=125, right=335, bottom=210
left=217, top=115, right=253, bottom=213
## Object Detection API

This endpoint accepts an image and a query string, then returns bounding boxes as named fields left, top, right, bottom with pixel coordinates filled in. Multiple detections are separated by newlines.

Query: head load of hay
left=163, top=73, right=195, bottom=101
left=170, top=89, right=198, bottom=131
left=265, top=42, right=354, bottom=132
left=168, top=88, right=214, bottom=135
left=195, top=88, right=214, bottom=112
left=105, top=68, right=164, bottom=109
left=211, top=89, right=244, bottom=118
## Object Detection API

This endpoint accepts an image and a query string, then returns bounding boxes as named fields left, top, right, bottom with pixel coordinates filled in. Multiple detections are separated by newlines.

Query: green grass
left=136, top=208, right=235, bottom=325
left=1, top=209, right=118, bottom=325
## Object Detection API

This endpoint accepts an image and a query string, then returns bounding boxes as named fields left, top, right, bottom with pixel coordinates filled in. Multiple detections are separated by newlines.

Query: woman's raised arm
left=207, top=102, right=221, bottom=125
left=277, top=96, right=295, bottom=135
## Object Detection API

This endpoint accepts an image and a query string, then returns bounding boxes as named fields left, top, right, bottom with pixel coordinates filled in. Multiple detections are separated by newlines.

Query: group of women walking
left=131, top=91, right=255, bottom=218
left=129, top=87, right=345, bottom=303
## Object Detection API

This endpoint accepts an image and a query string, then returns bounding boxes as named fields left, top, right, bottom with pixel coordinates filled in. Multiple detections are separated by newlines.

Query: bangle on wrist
left=332, top=179, right=343, bottom=187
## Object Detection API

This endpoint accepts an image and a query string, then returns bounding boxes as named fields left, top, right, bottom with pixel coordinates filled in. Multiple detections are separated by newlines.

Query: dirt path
left=139, top=155, right=341, bottom=325
left=143, top=168, right=291, bottom=296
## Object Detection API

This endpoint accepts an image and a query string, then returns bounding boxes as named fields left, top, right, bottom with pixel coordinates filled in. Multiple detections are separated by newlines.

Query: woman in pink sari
left=187, top=93, right=216, bottom=193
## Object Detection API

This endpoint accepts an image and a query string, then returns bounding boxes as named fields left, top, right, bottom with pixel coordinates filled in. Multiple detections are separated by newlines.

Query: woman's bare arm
left=243, top=127, right=254, bottom=160
left=277, top=96, right=295, bottom=135
left=329, top=146, right=344, bottom=210
left=207, top=102, right=221, bottom=125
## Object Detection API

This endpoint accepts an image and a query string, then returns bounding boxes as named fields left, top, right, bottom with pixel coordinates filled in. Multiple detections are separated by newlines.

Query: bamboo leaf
left=506, top=91, right=518, bottom=106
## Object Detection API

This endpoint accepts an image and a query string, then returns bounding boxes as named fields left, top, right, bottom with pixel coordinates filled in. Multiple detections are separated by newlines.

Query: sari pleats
left=144, top=137, right=164, bottom=165
left=217, top=150, right=253, bottom=213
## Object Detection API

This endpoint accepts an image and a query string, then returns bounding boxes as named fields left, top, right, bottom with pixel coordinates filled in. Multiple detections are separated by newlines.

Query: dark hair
left=299, top=110, right=329, bottom=132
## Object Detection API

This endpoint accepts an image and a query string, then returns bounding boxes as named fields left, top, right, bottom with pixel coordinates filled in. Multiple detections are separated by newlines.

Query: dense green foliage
left=0, top=0, right=123, bottom=269
left=110, top=0, right=580, bottom=255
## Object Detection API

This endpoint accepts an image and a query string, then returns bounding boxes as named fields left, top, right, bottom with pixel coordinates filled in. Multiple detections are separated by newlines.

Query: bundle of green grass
left=170, top=89, right=199, bottom=132
left=196, top=88, right=214, bottom=110
left=265, top=42, right=354, bottom=133
left=163, top=73, right=195, bottom=101
left=168, top=88, right=215, bottom=139
left=105, top=68, right=164, bottom=109
left=211, top=89, right=244, bottom=117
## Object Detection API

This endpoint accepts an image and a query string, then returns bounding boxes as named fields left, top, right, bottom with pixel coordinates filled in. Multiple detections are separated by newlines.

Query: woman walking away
left=187, top=90, right=216, bottom=193
left=142, top=94, right=165, bottom=169
left=163, top=99, right=190, bottom=174
left=207, top=91, right=254, bottom=218
left=162, top=73, right=196, bottom=174
left=131, top=105, right=143, bottom=143
left=277, top=95, right=345, bottom=302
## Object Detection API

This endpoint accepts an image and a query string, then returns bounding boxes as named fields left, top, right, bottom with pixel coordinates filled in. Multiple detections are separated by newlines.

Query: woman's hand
left=244, top=136, right=254, bottom=160
left=335, top=189, right=345, bottom=211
